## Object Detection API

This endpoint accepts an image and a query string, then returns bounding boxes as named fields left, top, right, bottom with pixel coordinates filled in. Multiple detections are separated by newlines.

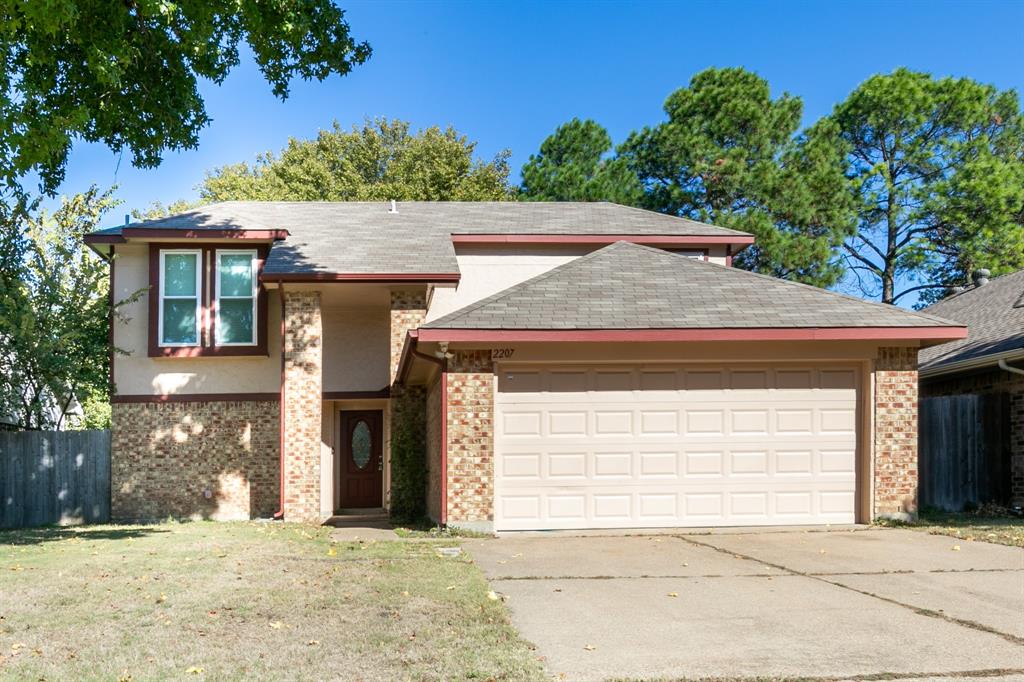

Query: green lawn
left=0, top=522, right=546, bottom=681
left=880, top=509, right=1024, bottom=548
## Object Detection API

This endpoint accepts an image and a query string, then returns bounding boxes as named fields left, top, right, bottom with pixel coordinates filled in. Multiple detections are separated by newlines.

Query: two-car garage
left=493, top=364, right=861, bottom=531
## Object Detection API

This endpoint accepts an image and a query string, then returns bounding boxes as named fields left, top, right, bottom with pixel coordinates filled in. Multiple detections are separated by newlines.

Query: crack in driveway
left=677, top=534, right=1024, bottom=647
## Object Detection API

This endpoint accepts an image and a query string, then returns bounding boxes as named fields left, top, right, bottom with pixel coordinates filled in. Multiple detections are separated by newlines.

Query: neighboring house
left=919, top=270, right=1024, bottom=507
left=85, top=201, right=966, bottom=531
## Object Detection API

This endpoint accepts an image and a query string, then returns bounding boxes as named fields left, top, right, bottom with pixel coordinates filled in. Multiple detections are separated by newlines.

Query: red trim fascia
left=85, top=234, right=127, bottom=245
left=263, top=272, right=460, bottom=284
left=450, top=234, right=755, bottom=246
left=416, top=327, right=969, bottom=343
left=440, top=369, right=448, bottom=526
left=276, top=282, right=286, bottom=520
left=123, top=228, right=287, bottom=240
left=323, top=389, right=391, bottom=400
left=111, top=392, right=279, bottom=403
left=108, top=245, right=116, bottom=398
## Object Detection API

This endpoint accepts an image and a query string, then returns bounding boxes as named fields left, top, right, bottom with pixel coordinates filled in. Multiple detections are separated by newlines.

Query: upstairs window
left=149, top=244, right=267, bottom=357
left=215, top=250, right=257, bottom=345
left=159, top=250, right=202, bottom=346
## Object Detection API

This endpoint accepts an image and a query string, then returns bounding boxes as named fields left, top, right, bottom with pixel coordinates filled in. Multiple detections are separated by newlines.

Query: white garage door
left=494, top=365, right=859, bottom=531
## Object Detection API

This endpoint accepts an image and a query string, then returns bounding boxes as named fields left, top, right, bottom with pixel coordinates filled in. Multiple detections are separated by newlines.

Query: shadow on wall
left=113, top=401, right=280, bottom=522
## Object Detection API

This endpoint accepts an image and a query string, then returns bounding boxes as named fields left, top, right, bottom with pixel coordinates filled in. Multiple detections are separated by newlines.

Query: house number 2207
left=491, top=348, right=515, bottom=359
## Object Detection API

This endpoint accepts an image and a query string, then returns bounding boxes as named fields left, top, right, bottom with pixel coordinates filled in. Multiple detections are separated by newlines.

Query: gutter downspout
left=409, top=338, right=448, bottom=526
left=998, top=359, right=1024, bottom=376
left=274, top=282, right=286, bottom=520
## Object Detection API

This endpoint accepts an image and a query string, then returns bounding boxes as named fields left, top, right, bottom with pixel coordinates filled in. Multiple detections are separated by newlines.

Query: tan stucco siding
left=112, top=243, right=280, bottom=396
left=425, top=244, right=730, bottom=322
left=321, top=305, right=390, bottom=393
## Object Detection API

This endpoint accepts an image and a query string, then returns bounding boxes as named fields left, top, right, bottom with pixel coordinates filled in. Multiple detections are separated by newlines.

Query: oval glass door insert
left=351, top=420, right=372, bottom=469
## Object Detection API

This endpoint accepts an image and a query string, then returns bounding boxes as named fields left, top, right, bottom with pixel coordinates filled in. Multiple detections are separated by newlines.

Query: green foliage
left=199, top=119, right=514, bottom=202
left=131, top=199, right=203, bottom=222
left=520, top=118, right=641, bottom=203
left=0, top=188, right=140, bottom=430
left=617, top=68, right=856, bottom=287
left=389, top=387, right=427, bottom=522
left=0, top=1, right=370, bottom=194
left=77, top=389, right=112, bottom=430
left=824, top=68, right=1024, bottom=304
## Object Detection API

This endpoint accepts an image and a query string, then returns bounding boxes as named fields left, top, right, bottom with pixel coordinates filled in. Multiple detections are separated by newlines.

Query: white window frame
left=214, top=249, right=258, bottom=346
left=669, top=249, right=708, bottom=261
left=158, top=249, right=202, bottom=347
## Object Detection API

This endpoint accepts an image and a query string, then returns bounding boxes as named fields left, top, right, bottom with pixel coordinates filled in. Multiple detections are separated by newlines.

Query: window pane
left=218, top=298, right=254, bottom=344
left=219, top=254, right=254, bottom=296
left=164, top=254, right=197, bottom=296
left=351, top=420, right=372, bottom=469
left=162, top=299, right=197, bottom=344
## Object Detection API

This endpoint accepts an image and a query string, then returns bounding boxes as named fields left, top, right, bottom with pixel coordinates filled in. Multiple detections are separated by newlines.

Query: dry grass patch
left=878, top=508, right=1024, bottom=548
left=0, top=521, right=545, bottom=681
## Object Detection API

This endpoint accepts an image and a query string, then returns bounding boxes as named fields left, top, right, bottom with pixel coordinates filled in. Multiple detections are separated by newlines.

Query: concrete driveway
left=466, top=528, right=1024, bottom=681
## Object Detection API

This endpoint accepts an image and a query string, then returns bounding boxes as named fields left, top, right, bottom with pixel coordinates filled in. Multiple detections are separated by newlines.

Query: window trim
left=214, top=249, right=259, bottom=347
left=157, top=249, right=202, bottom=348
left=148, top=243, right=270, bottom=358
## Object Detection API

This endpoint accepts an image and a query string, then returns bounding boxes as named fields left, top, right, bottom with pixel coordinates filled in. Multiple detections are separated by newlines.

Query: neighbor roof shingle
left=423, top=242, right=962, bottom=330
left=918, top=270, right=1024, bottom=371
left=96, top=201, right=751, bottom=276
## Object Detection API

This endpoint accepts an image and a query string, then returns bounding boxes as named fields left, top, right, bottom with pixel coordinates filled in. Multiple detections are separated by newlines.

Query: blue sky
left=59, top=0, right=1024, bottom=222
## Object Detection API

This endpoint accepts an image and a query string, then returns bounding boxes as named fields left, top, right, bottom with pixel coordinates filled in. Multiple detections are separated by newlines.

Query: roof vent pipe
left=388, top=199, right=398, bottom=214
left=972, top=268, right=991, bottom=287
left=124, top=214, right=130, bottom=225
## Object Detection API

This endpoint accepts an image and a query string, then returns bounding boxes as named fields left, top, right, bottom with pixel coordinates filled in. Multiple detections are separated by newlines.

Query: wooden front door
left=338, top=410, right=384, bottom=508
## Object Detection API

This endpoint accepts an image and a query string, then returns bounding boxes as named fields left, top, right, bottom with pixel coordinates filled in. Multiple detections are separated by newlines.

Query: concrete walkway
left=466, top=528, right=1024, bottom=681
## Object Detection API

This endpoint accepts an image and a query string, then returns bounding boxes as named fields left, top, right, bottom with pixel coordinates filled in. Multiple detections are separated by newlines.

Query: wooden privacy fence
left=919, top=394, right=1010, bottom=512
left=1, top=430, right=111, bottom=529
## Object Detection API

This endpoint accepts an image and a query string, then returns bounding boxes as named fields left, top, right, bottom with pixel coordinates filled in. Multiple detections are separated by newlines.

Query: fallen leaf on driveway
left=486, top=591, right=499, bottom=601
left=667, top=592, right=678, bottom=598
left=269, top=621, right=285, bottom=629
left=583, top=644, right=596, bottom=651
left=327, top=548, right=337, bottom=557
left=307, top=640, right=320, bottom=646
left=952, top=545, right=961, bottom=551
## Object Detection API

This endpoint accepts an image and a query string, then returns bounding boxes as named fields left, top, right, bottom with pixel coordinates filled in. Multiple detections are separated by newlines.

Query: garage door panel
left=495, top=364, right=858, bottom=530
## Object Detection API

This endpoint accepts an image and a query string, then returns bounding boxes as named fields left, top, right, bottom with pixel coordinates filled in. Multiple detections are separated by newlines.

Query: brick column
left=390, top=291, right=427, bottom=383
left=388, top=291, right=428, bottom=513
left=874, top=346, right=919, bottom=520
left=283, top=291, right=322, bottom=522
left=445, top=350, right=494, bottom=530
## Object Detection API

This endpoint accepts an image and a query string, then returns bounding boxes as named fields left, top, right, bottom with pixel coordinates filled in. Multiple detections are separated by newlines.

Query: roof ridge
left=621, top=242, right=963, bottom=327
left=424, top=241, right=634, bottom=328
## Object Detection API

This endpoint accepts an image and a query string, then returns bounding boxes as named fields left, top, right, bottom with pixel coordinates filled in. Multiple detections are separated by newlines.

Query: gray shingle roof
left=97, top=201, right=750, bottom=276
left=918, top=269, right=1024, bottom=371
left=424, top=242, right=962, bottom=331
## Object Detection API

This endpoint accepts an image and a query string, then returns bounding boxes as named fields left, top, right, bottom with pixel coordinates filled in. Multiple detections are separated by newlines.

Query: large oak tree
left=1, top=0, right=370, bottom=194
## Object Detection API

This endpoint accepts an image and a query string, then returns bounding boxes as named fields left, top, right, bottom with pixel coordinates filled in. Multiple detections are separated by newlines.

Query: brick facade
left=874, top=346, right=919, bottom=520
left=111, top=400, right=279, bottom=521
left=922, top=368, right=1024, bottom=505
left=388, top=290, right=428, bottom=512
left=445, top=350, right=494, bottom=527
left=283, top=291, right=323, bottom=522
left=390, top=291, right=427, bottom=382
left=425, top=377, right=443, bottom=522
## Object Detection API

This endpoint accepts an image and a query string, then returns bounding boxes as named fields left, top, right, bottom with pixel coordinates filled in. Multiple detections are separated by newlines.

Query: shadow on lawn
left=0, top=525, right=171, bottom=546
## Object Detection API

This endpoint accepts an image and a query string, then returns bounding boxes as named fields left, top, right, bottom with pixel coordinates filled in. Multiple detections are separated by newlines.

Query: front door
left=338, top=410, right=384, bottom=508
